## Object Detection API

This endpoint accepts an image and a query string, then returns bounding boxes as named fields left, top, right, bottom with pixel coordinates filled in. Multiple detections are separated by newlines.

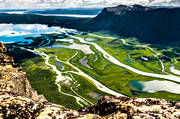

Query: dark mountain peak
left=105, top=5, right=129, bottom=12
left=103, top=4, right=180, bottom=16
left=102, top=4, right=154, bottom=16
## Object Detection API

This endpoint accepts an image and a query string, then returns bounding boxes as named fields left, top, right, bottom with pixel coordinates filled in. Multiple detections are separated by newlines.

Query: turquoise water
left=0, top=35, right=33, bottom=44
left=0, top=24, right=61, bottom=43
left=129, top=80, right=144, bottom=91
left=47, top=44, right=66, bottom=48
left=124, top=60, right=135, bottom=64
left=129, top=80, right=180, bottom=94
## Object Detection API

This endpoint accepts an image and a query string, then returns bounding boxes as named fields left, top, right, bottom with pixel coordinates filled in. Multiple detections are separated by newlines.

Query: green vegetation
left=136, top=91, right=180, bottom=101
left=21, top=48, right=107, bottom=110
left=72, top=33, right=180, bottom=100
left=69, top=73, right=107, bottom=103
left=80, top=34, right=164, bottom=73
left=21, top=56, right=81, bottom=110
left=21, top=31, right=180, bottom=109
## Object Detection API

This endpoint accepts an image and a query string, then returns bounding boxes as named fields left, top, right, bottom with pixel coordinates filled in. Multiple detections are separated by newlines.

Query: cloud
left=0, top=0, right=179, bottom=9
left=0, top=0, right=115, bottom=9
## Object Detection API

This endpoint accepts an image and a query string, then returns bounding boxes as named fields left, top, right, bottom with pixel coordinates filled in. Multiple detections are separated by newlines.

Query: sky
left=0, top=0, right=179, bottom=9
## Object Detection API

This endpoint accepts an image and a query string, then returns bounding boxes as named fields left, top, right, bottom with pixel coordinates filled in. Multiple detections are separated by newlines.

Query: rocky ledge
left=0, top=41, right=180, bottom=119
left=81, top=96, right=180, bottom=119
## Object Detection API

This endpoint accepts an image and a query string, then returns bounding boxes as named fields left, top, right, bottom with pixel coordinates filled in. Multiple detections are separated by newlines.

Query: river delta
left=1, top=24, right=180, bottom=109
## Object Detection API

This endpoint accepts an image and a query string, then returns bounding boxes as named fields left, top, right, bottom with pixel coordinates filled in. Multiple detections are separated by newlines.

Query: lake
left=0, top=24, right=70, bottom=43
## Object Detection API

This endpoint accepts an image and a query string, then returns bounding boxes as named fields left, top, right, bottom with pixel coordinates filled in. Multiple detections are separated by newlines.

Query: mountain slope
left=0, top=13, right=89, bottom=29
left=84, top=5, right=180, bottom=46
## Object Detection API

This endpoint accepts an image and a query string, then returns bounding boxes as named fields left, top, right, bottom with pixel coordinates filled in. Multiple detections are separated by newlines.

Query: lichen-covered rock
left=80, top=96, right=180, bottom=119
left=0, top=41, right=6, bottom=53
left=0, top=43, right=46, bottom=102
left=0, top=92, right=43, bottom=119
left=76, top=114, right=102, bottom=119
left=0, top=92, right=82, bottom=119
left=103, top=111, right=127, bottom=119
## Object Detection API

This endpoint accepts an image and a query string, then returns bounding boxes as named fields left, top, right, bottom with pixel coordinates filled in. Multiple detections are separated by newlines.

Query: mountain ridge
left=82, top=4, right=180, bottom=46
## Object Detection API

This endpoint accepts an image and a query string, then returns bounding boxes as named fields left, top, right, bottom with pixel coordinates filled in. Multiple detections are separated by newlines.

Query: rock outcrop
left=80, top=96, right=180, bottom=119
left=0, top=41, right=46, bottom=102
left=0, top=92, right=79, bottom=119
left=1, top=41, right=180, bottom=119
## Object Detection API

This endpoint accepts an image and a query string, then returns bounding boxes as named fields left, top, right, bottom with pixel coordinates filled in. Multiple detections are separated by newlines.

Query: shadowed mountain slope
left=84, top=5, right=180, bottom=46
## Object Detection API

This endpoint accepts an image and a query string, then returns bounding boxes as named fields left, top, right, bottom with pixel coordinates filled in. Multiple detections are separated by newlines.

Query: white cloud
left=0, top=0, right=179, bottom=9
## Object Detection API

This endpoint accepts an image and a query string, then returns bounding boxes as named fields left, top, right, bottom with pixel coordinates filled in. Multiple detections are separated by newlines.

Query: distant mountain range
left=0, top=5, right=180, bottom=46
left=27, top=8, right=102, bottom=15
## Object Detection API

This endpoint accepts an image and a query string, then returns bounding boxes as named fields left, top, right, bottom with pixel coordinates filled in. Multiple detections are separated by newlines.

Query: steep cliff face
left=86, top=5, right=180, bottom=46
left=0, top=42, right=180, bottom=119
left=0, top=41, right=46, bottom=102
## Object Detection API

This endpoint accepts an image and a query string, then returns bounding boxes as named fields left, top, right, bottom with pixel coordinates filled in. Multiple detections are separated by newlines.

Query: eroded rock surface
left=0, top=91, right=82, bottom=119
left=1, top=42, right=180, bottom=119
left=80, top=96, right=180, bottom=119
left=0, top=42, right=46, bottom=102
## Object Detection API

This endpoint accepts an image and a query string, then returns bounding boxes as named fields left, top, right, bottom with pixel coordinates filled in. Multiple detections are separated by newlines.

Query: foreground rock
left=0, top=41, right=46, bottom=102
left=0, top=92, right=79, bottom=118
left=0, top=41, right=180, bottom=119
left=80, top=96, right=180, bottom=119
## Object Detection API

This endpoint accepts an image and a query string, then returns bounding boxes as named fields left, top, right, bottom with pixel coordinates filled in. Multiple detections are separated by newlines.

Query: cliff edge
left=0, top=42, right=180, bottom=119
